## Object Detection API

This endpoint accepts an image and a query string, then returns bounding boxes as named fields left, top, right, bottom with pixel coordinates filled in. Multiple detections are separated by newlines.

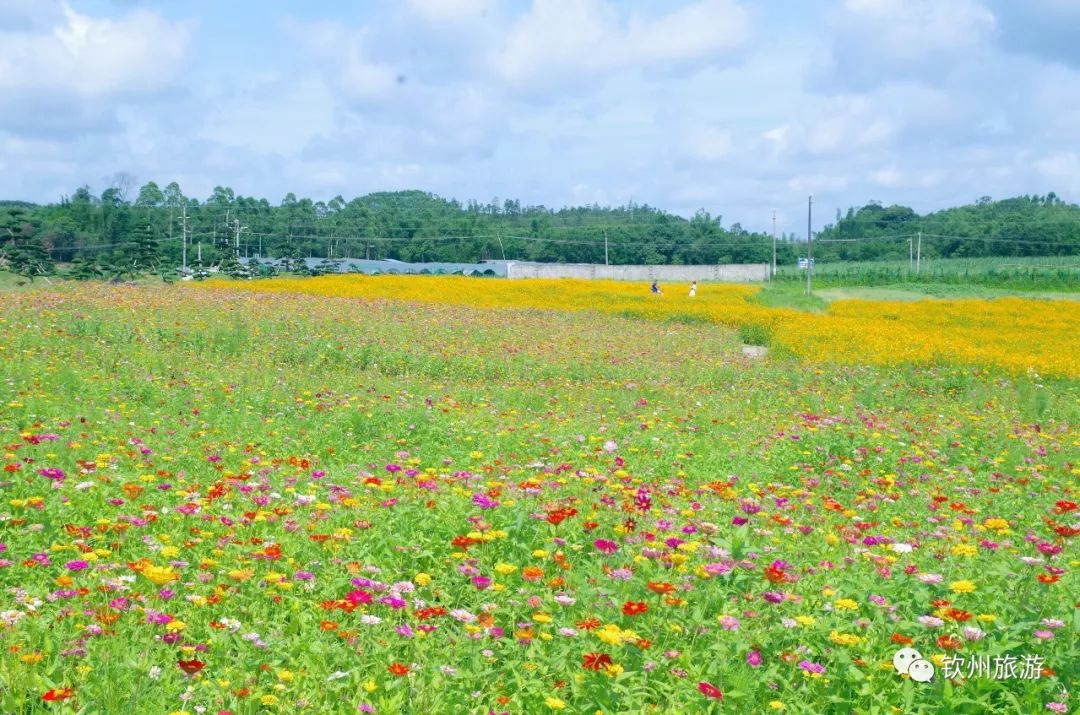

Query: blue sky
left=2, top=0, right=1079, bottom=235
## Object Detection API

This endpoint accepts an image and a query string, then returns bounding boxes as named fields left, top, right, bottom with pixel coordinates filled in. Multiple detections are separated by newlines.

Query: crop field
left=774, top=255, right=1080, bottom=291
left=0, top=279, right=1077, bottom=714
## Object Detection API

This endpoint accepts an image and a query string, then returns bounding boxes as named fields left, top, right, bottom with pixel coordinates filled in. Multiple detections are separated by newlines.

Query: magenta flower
left=798, top=660, right=825, bottom=675
left=471, top=493, right=499, bottom=509
left=65, top=560, right=89, bottom=571
left=747, top=650, right=763, bottom=667
left=593, top=539, right=619, bottom=554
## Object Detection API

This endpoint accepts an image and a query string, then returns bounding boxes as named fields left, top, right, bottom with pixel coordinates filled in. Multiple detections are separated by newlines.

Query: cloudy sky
left=1, top=0, right=1079, bottom=234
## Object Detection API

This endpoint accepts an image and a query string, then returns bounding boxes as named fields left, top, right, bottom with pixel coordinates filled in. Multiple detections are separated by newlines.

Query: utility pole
left=180, top=204, right=188, bottom=274
left=916, top=231, right=922, bottom=275
left=604, top=229, right=609, bottom=266
left=234, top=219, right=241, bottom=257
left=496, top=230, right=506, bottom=261
left=771, top=209, right=777, bottom=278
left=806, top=195, right=813, bottom=295
left=909, top=237, right=913, bottom=273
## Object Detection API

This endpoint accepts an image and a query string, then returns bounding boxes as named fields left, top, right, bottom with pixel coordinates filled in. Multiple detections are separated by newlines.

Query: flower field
left=200, top=276, right=1080, bottom=378
left=0, top=281, right=1077, bottom=714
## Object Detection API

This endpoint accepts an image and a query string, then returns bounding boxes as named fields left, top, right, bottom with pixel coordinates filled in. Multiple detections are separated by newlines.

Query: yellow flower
left=950, top=580, right=976, bottom=594
left=143, top=565, right=179, bottom=586
left=494, top=563, right=518, bottom=575
left=795, top=615, right=816, bottom=627
left=363, top=680, right=377, bottom=693
left=834, top=598, right=858, bottom=611
left=545, top=697, right=566, bottom=710
left=277, top=669, right=294, bottom=682
left=604, top=663, right=624, bottom=677
left=260, top=694, right=279, bottom=706
left=165, top=620, right=186, bottom=632
left=769, top=702, right=787, bottom=711
left=414, top=572, right=431, bottom=586
left=950, top=544, right=978, bottom=557
left=829, top=631, right=862, bottom=646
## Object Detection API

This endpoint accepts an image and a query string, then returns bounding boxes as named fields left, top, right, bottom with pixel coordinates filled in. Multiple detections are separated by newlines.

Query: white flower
left=148, top=666, right=162, bottom=680
left=891, top=543, right=913, bottom=554
left=326, top=670, right=350, bottom=681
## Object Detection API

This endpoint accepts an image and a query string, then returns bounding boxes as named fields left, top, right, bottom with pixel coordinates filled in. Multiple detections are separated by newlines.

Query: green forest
left=2, top=181, right=1079, bottom=281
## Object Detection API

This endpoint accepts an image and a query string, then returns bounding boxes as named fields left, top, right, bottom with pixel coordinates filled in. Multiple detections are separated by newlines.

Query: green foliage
left=3, top=185, right=1079, bottom=284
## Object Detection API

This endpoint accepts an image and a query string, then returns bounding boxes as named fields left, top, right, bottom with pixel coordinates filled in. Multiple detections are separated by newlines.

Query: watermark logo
left=893, top=647, right=935, bottom=682
left=893, top=649, right=1047, bottom=683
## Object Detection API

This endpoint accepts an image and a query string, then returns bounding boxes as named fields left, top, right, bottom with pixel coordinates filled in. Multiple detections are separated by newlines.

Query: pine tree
left=217, top=249, right=249, bottom=279
left=129, top=223, right=160, bottom=274
left=67, top=255, right=103, bottom=281
left=1, top=208, right=54, bottom=280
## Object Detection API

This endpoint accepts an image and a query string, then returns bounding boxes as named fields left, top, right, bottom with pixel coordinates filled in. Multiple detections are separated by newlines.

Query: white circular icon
left=908, top=659, right=935, bottom=682
left=893, top=647, right=922, bottom=675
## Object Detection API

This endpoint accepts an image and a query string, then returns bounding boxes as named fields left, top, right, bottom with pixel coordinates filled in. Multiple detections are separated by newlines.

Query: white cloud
left=407, top=0, right=496, bottom=21
left=838, top=0, right=995, bottom=55
left=493, top=0, right=752, bottom=86
left=822, top=0, right=996, bottom=90
left=281, top=19, right=402, bottom=102
left=0, top=2, right=193, bottom=97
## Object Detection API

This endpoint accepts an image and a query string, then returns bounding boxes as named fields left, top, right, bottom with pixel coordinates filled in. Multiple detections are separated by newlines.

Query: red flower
left=622, top=601, right=648, bottom=616
left=42, top=688, right=74, bottom=702
left=697, top=682, right=723, bottom=700
left=1038, top=573, right=1060, bottom=584
left=890, top=633, right=913, bottom=645
left=388, top=663, right=409, bottom=677
left=1053, top=500, right=1077, bottom=514
left=177, top=659, right=205, bottom=675
left=582, top=652, right=613, bottom=671
left=576, top=618, right=600, bottom=630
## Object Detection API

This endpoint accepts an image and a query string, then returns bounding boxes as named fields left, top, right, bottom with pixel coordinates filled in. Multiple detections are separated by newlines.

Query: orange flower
left=936, top=635, right=962, bottom=650
left=890, top=633, right=913, bottom=645
left=388, top=663, right=409, bottom=677
left=622, top=601, right=648, bottom=616
left=576, top=618, right=600, bottom=630
left=522, top=566, right=544, bottom=582
left=646, top=581, right=675, bottom=595
left=319, top=620, right=339, bottom=631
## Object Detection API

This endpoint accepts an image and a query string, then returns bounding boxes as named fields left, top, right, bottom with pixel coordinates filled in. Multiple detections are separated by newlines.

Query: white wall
left=505, top=262, right=769, bottom=282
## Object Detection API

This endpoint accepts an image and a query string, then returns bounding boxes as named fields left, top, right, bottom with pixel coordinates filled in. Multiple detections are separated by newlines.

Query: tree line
left=1, top=180, right=1077, bottom=281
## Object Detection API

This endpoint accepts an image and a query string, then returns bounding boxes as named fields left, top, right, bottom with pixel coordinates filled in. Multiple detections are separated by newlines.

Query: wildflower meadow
left=0, top=279, right=1076, bottom=714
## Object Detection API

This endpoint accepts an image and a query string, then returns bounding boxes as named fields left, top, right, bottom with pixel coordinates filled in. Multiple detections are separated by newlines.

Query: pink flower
left=746, top=650, right=762, bottom=667
left=65, top=560, right=89, bottom=571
